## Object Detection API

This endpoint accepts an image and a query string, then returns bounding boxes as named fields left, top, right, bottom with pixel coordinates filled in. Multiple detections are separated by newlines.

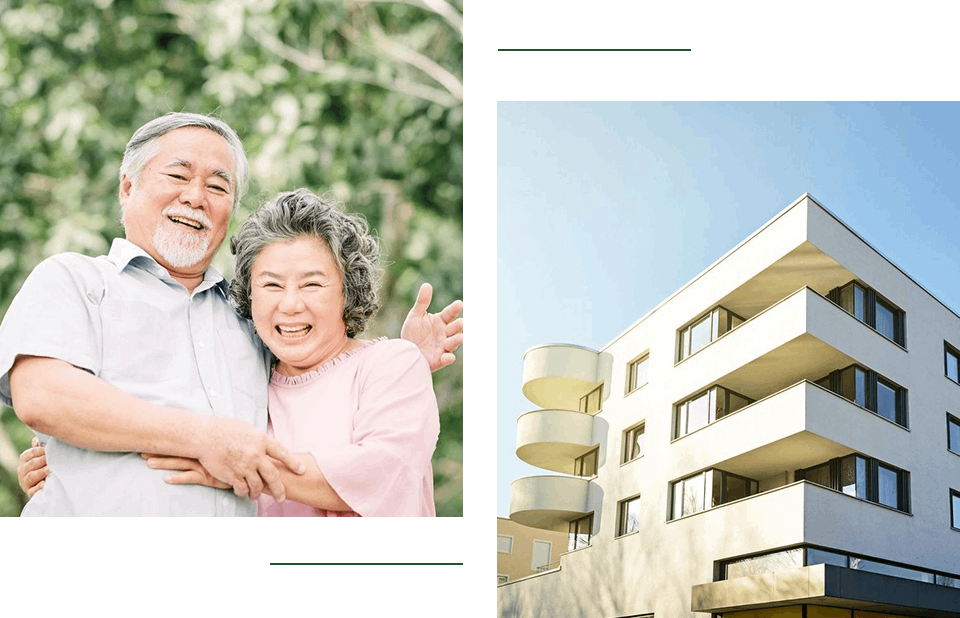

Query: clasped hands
left=142, top=416, right=305, bottom=501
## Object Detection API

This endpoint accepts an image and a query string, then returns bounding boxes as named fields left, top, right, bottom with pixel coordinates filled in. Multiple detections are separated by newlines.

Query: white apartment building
left=498, top=195, right=960, bottom=618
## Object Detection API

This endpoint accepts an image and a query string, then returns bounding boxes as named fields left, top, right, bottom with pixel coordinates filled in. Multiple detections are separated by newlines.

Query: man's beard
left=153, top=225, right=210, bottom=268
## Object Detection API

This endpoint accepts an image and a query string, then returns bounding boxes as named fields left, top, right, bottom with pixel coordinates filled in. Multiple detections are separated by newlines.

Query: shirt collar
left=107, top=238, right=230, bottom=298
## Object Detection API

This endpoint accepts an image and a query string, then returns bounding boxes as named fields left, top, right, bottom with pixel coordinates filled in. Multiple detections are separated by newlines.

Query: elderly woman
left=21, top=189, right=442, bottom=517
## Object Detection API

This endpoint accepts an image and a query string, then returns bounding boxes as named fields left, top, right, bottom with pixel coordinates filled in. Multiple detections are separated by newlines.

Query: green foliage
left=0, top=0, right=463, bottom=516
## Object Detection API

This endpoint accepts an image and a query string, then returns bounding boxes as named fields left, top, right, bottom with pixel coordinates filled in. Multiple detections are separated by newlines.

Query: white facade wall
left=500, top=196, right=960, bottom=617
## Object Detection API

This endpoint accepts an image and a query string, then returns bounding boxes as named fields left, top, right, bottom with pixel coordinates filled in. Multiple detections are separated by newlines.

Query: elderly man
left=0, top=112, right=462, bottom=516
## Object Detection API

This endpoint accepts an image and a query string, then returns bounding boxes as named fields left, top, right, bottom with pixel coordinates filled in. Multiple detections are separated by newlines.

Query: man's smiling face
left=119, top=126, right=235, bottom=274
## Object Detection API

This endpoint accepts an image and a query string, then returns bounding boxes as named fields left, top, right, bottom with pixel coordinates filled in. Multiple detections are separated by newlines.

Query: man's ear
left=119, top=174, right=133, bottom=206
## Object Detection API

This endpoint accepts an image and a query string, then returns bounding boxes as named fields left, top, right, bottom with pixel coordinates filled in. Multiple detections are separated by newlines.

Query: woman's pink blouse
left=257, top=338, right=440, bottom=517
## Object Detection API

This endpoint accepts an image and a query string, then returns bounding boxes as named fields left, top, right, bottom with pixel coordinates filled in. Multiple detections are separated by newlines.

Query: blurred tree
left=0, top=0, right=463, bottom=516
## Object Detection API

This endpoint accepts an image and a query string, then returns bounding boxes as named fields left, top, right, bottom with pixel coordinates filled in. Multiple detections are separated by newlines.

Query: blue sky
left=496, top=102, right=960, bottom=515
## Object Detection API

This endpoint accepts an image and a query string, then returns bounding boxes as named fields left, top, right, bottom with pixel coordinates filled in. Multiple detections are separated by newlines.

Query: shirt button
left=222, top=497, right=230, bottom=507
left=210, top=388, right=218, bottom=397
left=198, top=340, right=206, bottom=349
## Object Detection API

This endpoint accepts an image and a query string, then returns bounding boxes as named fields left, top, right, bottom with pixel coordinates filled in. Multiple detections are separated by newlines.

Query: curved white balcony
left=509, top=475, right=592, bottom=531
left=516, top=409, right=599, bottom=473
left=522, top=344, right=601, bottom=410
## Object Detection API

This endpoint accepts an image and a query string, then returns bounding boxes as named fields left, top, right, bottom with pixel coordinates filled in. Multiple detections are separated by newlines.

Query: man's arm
left=13, top=356, right=210, bottom=455
left=10, top=355, right=304, bottom=500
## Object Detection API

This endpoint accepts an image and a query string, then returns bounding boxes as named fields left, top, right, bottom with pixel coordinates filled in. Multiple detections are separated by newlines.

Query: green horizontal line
left=270, top=562, right=463, bottom=566
left=498, top=48, right=691, bottom=52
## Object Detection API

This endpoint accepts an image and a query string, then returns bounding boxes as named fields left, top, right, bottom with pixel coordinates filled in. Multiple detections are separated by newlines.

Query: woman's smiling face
left=251, top=235, right=351, bottom=376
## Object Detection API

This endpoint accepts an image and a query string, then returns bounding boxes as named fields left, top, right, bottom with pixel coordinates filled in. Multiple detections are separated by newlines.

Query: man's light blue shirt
left=0, top=238, right=270, bottom=516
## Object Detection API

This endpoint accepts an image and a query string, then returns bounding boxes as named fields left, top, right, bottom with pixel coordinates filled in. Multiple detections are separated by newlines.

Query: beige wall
left=497, top=517, right=567, bottom=584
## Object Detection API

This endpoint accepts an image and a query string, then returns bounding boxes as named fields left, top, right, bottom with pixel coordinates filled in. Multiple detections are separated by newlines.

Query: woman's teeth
left=277, top=325, right=311, bottom=338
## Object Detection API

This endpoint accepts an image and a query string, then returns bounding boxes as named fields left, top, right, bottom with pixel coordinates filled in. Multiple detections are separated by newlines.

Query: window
left=829, top=281, right=906, bottom=346
left=574, top=447, right=598, bottom=477
left=949, top=413, right=960, bottom=455
left=617, top=495, right=641, bottom=536
left=952, top=489, right=960, bottom=530
left=622, top=423, right=645, bottom=463
left=877, top=464, right=899, bottom=509
left=724, top=548, right=804, bottom=578
left=673, top=385, right=754, bottom=438
left=579, top=384, right=603, bottom=414
left=946, top=342, right=960, bottom=383
left=627, top=354, right=649, bottom=392
left=567, top=514, right=593, bottom=552
left=669, top=469, right=758, bottom=519
left=497, top=534, right=513, bottom=553
left=875, top=377, right=898, bottom=423
left=798, top=454, right=910, bottom=513
left=815, top=364, right=907, bottom=427
left=497, top=574, right=508, bottom=585
left=531, top=540, right=552, bottom=571
left=677, top=306, right=745, bottom=361
left=671, top=472, right=705, bottom=518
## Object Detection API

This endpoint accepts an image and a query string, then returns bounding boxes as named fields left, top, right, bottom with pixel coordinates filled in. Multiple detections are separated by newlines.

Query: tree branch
left=351, top=0, right=463, bottom=37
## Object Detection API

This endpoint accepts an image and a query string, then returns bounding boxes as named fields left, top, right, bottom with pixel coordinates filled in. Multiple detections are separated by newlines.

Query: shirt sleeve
left=310, top=339, right=440, bottom=517
left=0, top=254, right=104, bottom=406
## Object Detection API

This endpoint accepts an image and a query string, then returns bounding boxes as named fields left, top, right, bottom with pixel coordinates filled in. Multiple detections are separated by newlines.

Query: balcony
left=668, top=380, right=912, bottom=483
left=516, top=409, right=601, bottom=474
left=509, top=475, right=594, bottom=531
left=671, top=287, right=907, bottom=406
left=522, top=344, right=601, bottom=410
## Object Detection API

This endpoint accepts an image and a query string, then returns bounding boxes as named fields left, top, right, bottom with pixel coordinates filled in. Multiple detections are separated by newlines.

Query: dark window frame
left=578, top=384, right=603, bottom=414
left=948, top=413, right=960, bottom=455
left=676, top=305, right=745, bottom=362
left=567, top=513, right=593, bottom=552
left=672, top=383, right=755, bottom=439
left=946, top=341, right=960, bottom=384
left=797, top=454, right=911, bottom=513
left=828, top=280, right=906, bottom=346
left=669, top=468, right=759, bottom=520
left=815, top=363, right=908, bottom=428
left=952, top=489, right=960, bottom=531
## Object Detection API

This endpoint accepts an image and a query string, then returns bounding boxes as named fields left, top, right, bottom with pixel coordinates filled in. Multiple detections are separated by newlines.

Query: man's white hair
left=119, top=112, right=249, bottom=211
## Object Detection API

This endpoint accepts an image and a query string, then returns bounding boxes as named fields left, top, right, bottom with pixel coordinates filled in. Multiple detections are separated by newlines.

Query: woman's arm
left=268, top=453, right=351, bottom=511
left=145, top=452, right=351, bottom=511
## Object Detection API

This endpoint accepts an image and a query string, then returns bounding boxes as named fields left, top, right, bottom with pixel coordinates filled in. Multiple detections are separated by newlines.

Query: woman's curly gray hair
left=230, top=189, right=383, bottom=337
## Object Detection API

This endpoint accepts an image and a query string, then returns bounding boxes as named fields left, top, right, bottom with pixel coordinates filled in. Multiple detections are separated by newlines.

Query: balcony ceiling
left=720, top=242, right=854, bottom=321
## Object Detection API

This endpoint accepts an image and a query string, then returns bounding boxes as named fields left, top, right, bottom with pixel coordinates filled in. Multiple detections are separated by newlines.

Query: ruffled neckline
left=270, top=337, right=387, bottom=387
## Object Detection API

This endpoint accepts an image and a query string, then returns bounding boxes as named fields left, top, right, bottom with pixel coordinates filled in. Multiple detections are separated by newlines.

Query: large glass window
left=840, top=281, right=866, bottom=321
left=684, top=390, right=711, bottom=435
left=672, top=472, right=705, bottom=519
left=875, top=298, right=896, bottom=340
left=567, top=514, right=593, bottom=552
left=831, top=281, right=905, bottom=346
left=817, top=364, right=906, bottom=427
left=677, top=305, right=745, bottom=361
left=724, top=548, right=803, bottom=579
left=877, top=464, right=899, bottom=509
left=850, top=556, right=934, bottom=583
left=876, top=378, right=897, bottom=423
left=799, top=455, right=909, bottom=512
left=574, top=447, right=598, bottom=477
left=578, top=384, right=602, bottom=414
left=805, top=547, right=847, bottom=567
left=670, top=469, right=758, bottom=519
left=674, top=385, right=754, bottom=438
left=840, top=455, right=867, bottom=498
left=837, top=365, right=867, bottom=408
